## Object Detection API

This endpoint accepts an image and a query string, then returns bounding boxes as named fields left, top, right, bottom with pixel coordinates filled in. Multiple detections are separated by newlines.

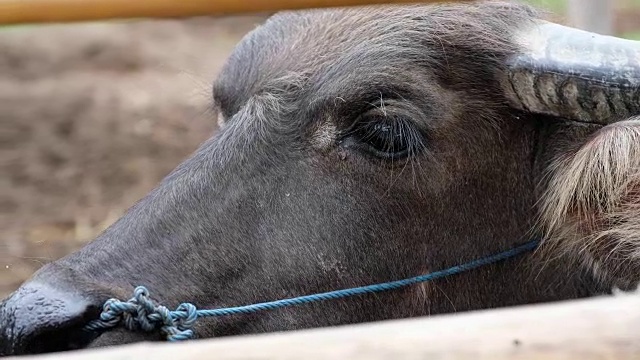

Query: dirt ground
left=0, top=15, right=267, bottom=298
left=2, top=4, right=640, bottom=300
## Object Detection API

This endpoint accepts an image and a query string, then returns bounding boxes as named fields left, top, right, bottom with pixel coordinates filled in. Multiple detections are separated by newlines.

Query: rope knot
left=84, top=286, right=198, bottom=341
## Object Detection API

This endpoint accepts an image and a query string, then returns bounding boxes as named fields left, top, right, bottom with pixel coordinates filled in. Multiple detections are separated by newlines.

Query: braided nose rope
left=83, top=240, right=539, bottom=341
left=84, top=287, right=198, bottom=341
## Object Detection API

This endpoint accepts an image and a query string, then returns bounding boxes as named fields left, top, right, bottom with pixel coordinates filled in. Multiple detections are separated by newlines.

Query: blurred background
left=1, top=0, right=639, bottom=298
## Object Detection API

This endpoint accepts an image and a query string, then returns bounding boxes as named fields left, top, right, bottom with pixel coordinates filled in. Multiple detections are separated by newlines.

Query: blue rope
left=83, top=240, right=539, bottom=341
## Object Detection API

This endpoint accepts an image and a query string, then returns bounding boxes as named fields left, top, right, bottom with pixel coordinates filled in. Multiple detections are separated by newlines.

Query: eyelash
left=342, top=114, right=425, bottom=160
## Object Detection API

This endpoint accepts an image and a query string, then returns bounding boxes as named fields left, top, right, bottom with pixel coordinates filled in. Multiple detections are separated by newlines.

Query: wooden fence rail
left=9, top=292, right=640, bottom=360
left=567, top=0, right=613, bottom=35
left=0, top=0, right=464, bottom=25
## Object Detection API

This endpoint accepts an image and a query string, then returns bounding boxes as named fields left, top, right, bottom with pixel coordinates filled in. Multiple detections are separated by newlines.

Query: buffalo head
left=2, top=1, right=640, bottom=356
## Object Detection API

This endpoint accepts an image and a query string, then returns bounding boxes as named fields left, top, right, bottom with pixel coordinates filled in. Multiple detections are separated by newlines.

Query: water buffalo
left=2, top=0, right=640, bottom=356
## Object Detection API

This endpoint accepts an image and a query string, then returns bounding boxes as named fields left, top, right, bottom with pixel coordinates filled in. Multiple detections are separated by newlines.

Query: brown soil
left=0, top=15, right=266, bottom=298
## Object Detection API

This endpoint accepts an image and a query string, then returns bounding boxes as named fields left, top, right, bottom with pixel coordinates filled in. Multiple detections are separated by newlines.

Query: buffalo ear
left=537, top=117, right=640, bottom=290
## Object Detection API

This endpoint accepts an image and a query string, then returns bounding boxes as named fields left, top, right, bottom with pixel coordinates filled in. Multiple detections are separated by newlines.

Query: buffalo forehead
left=212, top=3, right=538, bottom=123
left=213, top=6, right=441, bottom=116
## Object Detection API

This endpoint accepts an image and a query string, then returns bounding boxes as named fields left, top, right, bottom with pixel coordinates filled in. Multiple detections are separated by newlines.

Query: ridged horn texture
left=504, top=21, right=640, bottom=124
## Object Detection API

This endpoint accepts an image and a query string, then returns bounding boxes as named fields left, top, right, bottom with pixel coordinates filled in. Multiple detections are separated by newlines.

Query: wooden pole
left=9, top=293, right=640, bottom=360
left=567, top=0, right=613, bottom=35
left=0, top=0, right=462, bottom=25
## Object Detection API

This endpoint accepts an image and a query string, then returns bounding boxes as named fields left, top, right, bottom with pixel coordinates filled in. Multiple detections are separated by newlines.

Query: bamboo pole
left=0, top=0, right=462, bottom=25
left=9, top=293, right=640, bottom=360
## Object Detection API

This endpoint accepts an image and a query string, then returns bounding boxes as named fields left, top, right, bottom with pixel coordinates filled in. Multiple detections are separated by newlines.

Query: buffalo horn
left=504, top=21, right=640, bottom=124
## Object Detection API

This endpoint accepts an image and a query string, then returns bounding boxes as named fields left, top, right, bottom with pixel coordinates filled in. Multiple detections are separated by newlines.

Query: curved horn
left=504, top=21, right=640, bottom=124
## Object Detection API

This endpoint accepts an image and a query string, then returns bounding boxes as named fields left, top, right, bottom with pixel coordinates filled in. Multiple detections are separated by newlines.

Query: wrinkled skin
left=0, top=2, right=613, bottom=356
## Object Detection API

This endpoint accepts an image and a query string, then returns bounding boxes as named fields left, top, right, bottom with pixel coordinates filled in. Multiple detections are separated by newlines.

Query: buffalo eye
left=341, top=111, right=425, bottom=161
